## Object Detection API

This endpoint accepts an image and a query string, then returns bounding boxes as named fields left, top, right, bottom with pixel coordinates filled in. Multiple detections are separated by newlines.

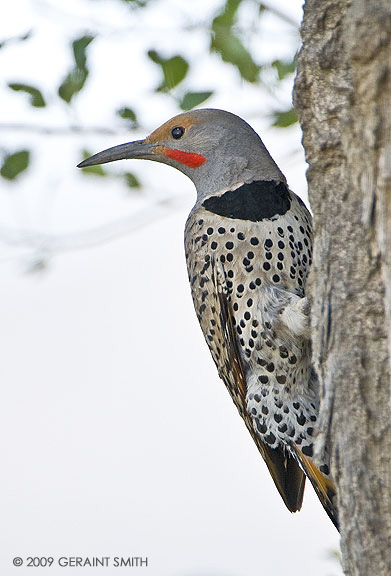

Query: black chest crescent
left=202, top=180, right=291, bottom=221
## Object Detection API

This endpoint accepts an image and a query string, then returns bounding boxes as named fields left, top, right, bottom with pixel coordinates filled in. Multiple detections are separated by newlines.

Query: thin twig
left=0, top=194, right=190, bottom=255
left=0, top=123, right=138, bottom=136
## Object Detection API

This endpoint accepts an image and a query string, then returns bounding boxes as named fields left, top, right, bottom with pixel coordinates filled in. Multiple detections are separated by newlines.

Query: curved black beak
left=77, top=139, right=157, bottom=168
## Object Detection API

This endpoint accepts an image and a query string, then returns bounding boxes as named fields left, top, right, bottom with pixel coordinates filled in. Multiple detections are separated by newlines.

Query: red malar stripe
left=163, top=148, right=206, bottom=168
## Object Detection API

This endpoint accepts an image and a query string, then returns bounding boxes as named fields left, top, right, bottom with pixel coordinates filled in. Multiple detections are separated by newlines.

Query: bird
left=78, top=108, right=339, bottom=530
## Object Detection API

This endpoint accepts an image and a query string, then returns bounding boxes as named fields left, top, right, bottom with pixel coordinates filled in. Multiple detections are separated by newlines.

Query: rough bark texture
left=294, top=1, right=391, bottom=574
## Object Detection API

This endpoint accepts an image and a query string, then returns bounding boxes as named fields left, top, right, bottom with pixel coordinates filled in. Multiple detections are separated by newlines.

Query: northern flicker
left=78, top=108, right=339, bottom=530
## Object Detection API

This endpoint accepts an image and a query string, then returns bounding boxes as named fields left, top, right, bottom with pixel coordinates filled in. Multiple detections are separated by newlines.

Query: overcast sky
left=0, top=1, right=342, bottom=575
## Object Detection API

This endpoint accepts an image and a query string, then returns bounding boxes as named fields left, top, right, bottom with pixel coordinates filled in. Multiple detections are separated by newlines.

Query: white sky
left=0, top=1, right=342, bottom=575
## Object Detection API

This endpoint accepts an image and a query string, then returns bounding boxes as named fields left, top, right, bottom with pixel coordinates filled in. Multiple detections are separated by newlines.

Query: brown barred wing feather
left=212, top=257, right=306, bottom=513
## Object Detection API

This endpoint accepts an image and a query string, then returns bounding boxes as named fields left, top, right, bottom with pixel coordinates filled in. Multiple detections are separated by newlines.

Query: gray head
left=78, top=108, right=286, bottom=203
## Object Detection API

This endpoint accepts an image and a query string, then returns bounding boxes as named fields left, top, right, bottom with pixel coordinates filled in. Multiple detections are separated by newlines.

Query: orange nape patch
left=162, top=147, right=206, bottom=168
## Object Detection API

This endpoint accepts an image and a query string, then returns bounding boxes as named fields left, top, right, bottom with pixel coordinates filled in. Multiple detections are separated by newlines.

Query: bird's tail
left=290, top=442, right=339, bottom=531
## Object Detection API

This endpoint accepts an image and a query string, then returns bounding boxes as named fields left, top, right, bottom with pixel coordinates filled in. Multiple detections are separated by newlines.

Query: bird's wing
left=211, top=257, right=306, bottom=513
left=290, top=443, right=339, bottom=530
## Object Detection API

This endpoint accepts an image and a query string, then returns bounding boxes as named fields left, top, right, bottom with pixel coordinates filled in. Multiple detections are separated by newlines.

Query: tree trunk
left=294, top=2, right=391, bottom=574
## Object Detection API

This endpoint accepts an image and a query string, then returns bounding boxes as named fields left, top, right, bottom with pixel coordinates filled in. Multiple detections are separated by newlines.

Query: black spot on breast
left=302, top=444, right=313, bottom=457
left=202, top=180, right=291, bottom=221
left=256, top=421, right=267, bottom=434
left=279, top=346, right=288, bottom=358
left=296, top=413, right=306, bottom=426
left=264, top=432, right=276, bottom=445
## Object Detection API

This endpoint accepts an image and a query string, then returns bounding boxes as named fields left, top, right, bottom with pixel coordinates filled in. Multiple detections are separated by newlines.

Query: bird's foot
left=280, top=296, right=311, bottom=339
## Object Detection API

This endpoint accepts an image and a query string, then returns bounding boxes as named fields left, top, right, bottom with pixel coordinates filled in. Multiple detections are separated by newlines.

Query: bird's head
left=78, top=109, right=285, bottom=201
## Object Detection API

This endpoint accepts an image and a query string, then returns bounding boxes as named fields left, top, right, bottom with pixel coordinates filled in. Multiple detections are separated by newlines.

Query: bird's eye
left=171, top=126, right=185, bottom=139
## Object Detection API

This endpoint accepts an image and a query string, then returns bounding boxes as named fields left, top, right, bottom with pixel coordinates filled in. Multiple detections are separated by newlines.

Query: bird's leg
left=260, top=288, right=311, bottom=340
left=279, top=295, right=311, bottom=339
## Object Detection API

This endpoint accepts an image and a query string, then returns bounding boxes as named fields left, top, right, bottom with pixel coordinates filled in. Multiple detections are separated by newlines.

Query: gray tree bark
left=294, top=2, right=391, bottom=575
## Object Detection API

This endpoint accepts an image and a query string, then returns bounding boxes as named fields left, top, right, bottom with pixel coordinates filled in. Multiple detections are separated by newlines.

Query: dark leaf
left=212, top=0, right=244, bottom=28
left=58, top=35, right=94, bottom=103
left=73, top=35, right=94, bottom=70
left=210, top=0, right=259, bottom=82
left=180, top=91, right=213, bottom=110
left=8, top=83, right=46, bottom=107
left=1, top=150, right=30, bottom=180
left=148, top=50, right=189, bottom=91
left=211, top=29, right=259, bottom=82
left=272, top=59, right=297, bottom=80
left=79, top=150, right=106, bottom=176
left=272, top=108, right=298, bottom=128
left=147, top=49, right=163, bottom=65
left=211, top=0, right=258, bottom=82
left=161, top=56, right=189, bottom=90
left=124, top=172, right=141, bottom=188
left=58, top=69, right=88, bottom=103
left=117, top=107, right=138, bottom=126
